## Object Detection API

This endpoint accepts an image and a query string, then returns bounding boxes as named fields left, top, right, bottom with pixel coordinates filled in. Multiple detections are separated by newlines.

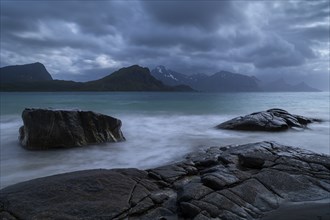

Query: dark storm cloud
left=141, top=1, right=243, bottom=30
left=1, top=1, right=120, bottom=44
left=0, top=0, right=329, bottom=90
left=128, top=28, right=223, bottom=52
left=236, top=34, right=312, bottom=68
left=2, top=1, right=118, bottom=33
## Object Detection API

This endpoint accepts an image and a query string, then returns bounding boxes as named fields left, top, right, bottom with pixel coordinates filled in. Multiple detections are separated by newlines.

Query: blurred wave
left=0, top=92, right=329, bottom=188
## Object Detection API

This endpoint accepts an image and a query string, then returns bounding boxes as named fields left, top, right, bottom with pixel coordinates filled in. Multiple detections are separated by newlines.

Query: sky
left=1, top=0, right=329, bottom=90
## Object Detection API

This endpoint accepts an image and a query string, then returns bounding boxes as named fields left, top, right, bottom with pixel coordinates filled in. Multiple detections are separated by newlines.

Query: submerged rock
left=1, top=141, right=329, bottom=219
left=216, top=108, right=320, bottom=131
left=19, top=108, right=125, bottom=150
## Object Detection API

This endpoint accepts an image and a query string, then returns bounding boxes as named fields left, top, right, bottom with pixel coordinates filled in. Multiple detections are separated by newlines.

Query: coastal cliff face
left=1, top=141, right=329, bottom=219
left=19, top=108, right=125, bottom=150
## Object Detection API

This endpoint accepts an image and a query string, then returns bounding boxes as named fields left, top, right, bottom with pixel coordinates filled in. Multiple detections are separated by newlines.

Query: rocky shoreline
left=1, top=141, right=329, bottom=220
left=1, top=109, right=328, bottom=219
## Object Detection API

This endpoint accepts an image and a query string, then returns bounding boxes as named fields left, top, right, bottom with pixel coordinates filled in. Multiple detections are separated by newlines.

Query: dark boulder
left=1, top=142, right=329, bottom=219
left=216, top=108, right=320, bottom=131
left=19, top=108, right=125, bottom=150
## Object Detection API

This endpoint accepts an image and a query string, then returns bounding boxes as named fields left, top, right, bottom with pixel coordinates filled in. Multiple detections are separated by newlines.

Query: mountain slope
left=151, top=66, right=260, bottom=92
left=84, top=65, right=193, bottom=91
left=195, top=71, right=260, bottom=92
left=0, top=62, right=53, bottom=83
left=291, top=82, right=320, bottom=92
left=260, top=78, right=320, bottom=92
left=151, top=66, right=191, bottom=86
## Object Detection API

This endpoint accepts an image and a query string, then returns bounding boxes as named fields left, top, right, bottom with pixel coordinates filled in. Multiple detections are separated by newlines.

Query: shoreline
left=1, top=141, right=329, bottom=219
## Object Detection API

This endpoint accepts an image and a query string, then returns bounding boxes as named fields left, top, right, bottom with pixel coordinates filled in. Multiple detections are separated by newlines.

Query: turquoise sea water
left=1, top=92, right=329, bottom=188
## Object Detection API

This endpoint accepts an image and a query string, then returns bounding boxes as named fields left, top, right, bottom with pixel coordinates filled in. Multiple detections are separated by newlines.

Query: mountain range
left=151, top=65, right=320, bottom=92
left=258, top=78, right=320, bottom=92
left=0, top=62, right=320, bottom=92
left=151, top=65, right=260, bottom=92
left=0, top=63, right=193, bottom=92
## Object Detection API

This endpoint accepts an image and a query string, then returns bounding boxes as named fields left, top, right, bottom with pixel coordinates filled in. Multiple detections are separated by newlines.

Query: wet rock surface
left=1, top=141, right=329, bottom=219
left=216, top=108, right=320, bottom=131
left=19, top=108, right=125, bottom=150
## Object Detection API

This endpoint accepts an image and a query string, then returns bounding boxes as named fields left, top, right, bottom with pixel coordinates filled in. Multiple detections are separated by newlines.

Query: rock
left=19, top=108, right=125, bottom=150
left=216, top=108, right=320, bottom=131
left=238, top=153, right=266, bottom=169
left=1, top=142, right=329, bottom=219
left=148, top=164, right=188, bottom=183
left=201, top=166, right=241, bottom=190
left=0, top=169, right=158, bottom=220
left=0, top=212, right=17, bottom=220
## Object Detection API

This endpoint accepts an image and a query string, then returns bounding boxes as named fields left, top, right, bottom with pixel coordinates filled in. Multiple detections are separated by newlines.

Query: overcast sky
left=1, top=0, right=329, bottom=90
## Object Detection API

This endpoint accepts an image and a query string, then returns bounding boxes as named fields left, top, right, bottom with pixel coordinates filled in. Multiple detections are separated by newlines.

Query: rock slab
left=19, top=108, right=125, bottom=150
left=1, top=141, right=329, bottom=219
left=216, top=108, right=320, bottom=131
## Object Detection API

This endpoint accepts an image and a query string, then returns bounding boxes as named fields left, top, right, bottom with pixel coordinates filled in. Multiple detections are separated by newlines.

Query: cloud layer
left=1, top=0, right=329, bottom=89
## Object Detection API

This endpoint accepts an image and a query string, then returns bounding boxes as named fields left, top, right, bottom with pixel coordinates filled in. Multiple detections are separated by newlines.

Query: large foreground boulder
left=216, top=108, right=320, bottom=131
left=1, top=142, right=329, bottom=219
left=19, top=108, right=125, bottom=150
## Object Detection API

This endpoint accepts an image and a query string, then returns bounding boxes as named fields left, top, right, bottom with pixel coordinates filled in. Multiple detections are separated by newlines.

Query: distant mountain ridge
left=151, top=65, right=320, bottom=92
left=259, top=78, right=320, bottom=92
left=0, top=63, right=193, bottom=92
left=0, top=62, right=320, bottom=92
left=151, top=66, right=193, bottom=86
left=84, top=65, right=192, bottom=91
left=151, top=66, right=260, bottom=92
left=0, top=62, right=53, bottom=83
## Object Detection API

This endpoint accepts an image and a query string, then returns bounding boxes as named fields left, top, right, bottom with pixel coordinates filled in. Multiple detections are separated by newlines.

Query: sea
left=0, top=92, right=329, bottom=188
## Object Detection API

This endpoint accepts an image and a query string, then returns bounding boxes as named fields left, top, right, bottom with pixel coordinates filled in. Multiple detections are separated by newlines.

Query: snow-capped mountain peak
left=151, top=65, right=189, bottom=86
